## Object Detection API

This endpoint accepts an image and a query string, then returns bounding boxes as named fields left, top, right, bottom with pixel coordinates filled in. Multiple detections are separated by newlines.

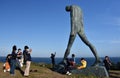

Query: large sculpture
left=63, top=5, right=101, bottom=66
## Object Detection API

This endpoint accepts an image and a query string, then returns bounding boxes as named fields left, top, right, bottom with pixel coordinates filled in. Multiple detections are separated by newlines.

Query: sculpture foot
left=92, top=59, right=102, bottom=66
left=54, top=60, right=67, bottom=73
left=92, top=62, right=99, bottom=66
left=59, top=59, right=67, bottom=65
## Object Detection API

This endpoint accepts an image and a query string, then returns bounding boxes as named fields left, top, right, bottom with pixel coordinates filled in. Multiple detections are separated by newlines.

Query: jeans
left=10, top=59, right=16, bottom=74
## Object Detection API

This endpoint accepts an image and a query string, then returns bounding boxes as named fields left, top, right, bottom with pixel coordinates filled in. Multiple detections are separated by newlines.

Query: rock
left=71, top=66, right=109, bottom=77
left=54, top=64, right=66, bottom=74
left=54, top=62, right=109, bottom=77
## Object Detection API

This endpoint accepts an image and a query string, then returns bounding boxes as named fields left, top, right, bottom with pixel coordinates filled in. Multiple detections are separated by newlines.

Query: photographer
left=23, top=46, right=32, bottom=77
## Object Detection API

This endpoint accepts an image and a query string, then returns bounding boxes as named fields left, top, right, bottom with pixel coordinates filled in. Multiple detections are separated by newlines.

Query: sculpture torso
left=70, top=5, right=84, bottom=34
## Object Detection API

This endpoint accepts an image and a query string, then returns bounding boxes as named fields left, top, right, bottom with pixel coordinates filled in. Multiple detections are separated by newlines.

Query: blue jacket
left=23, top=50, right=31, bottom=61
left=11, top=51, right=17, bottom=60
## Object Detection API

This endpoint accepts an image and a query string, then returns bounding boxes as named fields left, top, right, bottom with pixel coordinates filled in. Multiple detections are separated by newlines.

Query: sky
left=0, top=0, right=120, bottom=58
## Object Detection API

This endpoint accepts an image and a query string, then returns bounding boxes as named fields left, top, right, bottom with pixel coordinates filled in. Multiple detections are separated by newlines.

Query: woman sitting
left=77, top=58, right=87, bottom=69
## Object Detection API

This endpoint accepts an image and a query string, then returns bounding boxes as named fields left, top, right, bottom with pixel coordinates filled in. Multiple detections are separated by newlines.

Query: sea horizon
left=0, top=56, right=119, bottom=66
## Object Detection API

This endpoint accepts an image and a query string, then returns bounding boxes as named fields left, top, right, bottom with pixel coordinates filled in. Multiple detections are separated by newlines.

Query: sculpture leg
left=78, top=32, right=101, bottom=66
left=63, top=34, right=76, bottom=61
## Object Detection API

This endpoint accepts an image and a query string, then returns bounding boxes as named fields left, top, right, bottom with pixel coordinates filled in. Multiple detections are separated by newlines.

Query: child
left=3, top=54, right=11, bottom=72
left=17, top=48, right=23, bottom=67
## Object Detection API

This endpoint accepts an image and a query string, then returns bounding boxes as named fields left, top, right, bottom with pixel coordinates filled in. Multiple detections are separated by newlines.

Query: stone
left=54, top=63, right=109, bottom=77
left=54, top=63, right=67, bottom=74
left=71, top=66, right=109, bottom=77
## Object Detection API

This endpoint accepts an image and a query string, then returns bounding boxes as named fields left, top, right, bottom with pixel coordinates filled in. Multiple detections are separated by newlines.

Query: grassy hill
left=0, top=62, right=120, bottom=78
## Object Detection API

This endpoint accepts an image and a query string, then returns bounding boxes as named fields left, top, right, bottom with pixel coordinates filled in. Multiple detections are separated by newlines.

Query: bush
left=110, top=62, right=120, bottom=70
left=117, top=62, right=120, bottom=70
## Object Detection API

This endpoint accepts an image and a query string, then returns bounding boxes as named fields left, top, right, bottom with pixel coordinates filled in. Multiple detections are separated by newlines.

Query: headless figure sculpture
left=63, top=5, right=101, bottom=66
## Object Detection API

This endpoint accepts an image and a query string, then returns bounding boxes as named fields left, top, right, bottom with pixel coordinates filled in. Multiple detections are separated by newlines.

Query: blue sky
left=0, top=0, right=120, bottom=57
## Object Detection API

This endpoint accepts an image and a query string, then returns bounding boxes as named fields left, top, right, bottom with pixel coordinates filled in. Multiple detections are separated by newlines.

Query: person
left=65, top=58, right=72, bottom=75
left=23, top=46, right=32, bottom=77
left=3, top=61, right=10, bottom=72
left=17, top=48, right=23, bottom=67
left=77, top=58, right=87, bottom=69
left=10, top=45, right=24, bottom=76
left=103, top=56, right=112, bottom=72
left=71, top=54, right=76, bottom=64
left=6, top=54, right=11, bottom=64
left=50, top=52, right=56, bottom=68
left=68, top=58, right=76, bottom=67
left=63, top=5, right=101, bottom=66
left=10, top=45, right=17, bottom=76
left=3, top=54, right=11, bottom=72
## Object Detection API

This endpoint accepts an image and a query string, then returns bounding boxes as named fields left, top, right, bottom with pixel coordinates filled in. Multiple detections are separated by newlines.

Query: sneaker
left=7, top=69, right=10, bottom=72
left=66, top=71, right=69, bottom=74
left=66, top=71, right=72, bottom=75
left=24, top=74, right=29, bottom=77
left=68, top=73, right=72, bottom=75
left=4, top=70, right=6, bottom=72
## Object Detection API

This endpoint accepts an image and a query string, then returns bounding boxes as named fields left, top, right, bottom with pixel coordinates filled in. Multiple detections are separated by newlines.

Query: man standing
left=10, top=45, right=17, bottom=76
left=50, top=52, right=56, bottom=68
left=103, top=56, right=112, bottom=72
left=23, top=46, right=32, bottom=77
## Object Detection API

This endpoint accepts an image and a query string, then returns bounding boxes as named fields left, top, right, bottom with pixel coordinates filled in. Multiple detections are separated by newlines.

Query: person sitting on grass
left=77, top=58, right=87, bottom=69
left=3, top=54, right=11, bottom=72
left=65, top=58, right=72, bottom=75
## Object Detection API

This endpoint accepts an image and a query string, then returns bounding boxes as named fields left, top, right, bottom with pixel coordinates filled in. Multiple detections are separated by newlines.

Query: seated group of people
left=65, top=55, right=112, bottom=75
left=65, top=54, right=87, bottom=75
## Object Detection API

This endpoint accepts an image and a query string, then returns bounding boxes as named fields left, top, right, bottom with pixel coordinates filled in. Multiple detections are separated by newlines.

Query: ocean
left=0, top=57, right=120, bottom=66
